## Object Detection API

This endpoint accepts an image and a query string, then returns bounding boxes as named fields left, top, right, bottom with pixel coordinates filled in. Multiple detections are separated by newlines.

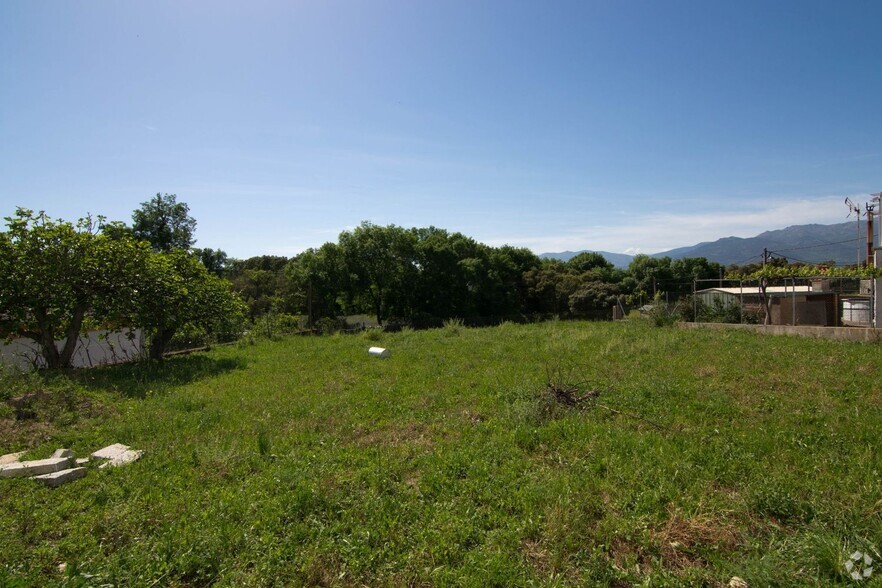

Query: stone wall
left=679, top=322, right=881, bottom=343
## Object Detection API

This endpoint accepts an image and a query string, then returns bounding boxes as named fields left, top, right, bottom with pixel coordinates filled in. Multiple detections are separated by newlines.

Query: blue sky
left=1, top=1, right=880, bottom=258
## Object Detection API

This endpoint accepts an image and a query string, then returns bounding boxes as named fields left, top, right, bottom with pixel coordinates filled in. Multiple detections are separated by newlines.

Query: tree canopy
left=1, top=207, right=245, bottom=368
left=132, top=193, right=197, bottom=252
left=0, top=209, right=151, bottom=368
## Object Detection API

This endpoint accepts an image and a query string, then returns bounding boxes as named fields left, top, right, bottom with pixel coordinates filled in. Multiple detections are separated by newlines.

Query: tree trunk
left=149, top=327, right=176, bottom=360
left=57, top=306, right=86, bottom=368
left=32, top=309, right=61, bottom=369
left=760, top=277, right=772, bottom=325
left=373, top=295, right=385, bottom=326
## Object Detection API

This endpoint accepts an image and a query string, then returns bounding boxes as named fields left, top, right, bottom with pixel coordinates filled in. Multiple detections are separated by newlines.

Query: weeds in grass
left=257, top=428, right=271, bottom=456
left=647, top=299, right=678, bottom=327
left=442, top=317, right=464, bottom=335
left=362, top=328, right=383, bottom=343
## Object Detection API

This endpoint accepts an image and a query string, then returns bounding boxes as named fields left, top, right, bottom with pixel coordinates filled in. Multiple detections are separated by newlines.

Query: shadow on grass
left=69, top=353, right=248, bottom=399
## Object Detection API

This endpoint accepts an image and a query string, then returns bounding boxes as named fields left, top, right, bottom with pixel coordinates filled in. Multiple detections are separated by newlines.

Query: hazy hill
left=537, top=250, right=635, bottom=268
left=539, top=222, right=866, bottom=268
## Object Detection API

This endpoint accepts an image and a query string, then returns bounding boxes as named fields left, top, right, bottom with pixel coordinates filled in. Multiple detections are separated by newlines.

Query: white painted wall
left=0, top=330, right=144, bottom=370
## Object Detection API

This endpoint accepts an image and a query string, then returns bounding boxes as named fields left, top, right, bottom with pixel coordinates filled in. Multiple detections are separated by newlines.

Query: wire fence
left=688, top=276, right=876, bottom=327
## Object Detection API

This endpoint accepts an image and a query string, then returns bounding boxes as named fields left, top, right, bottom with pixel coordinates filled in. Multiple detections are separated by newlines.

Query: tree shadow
left=69, top=353, right=249, bottom=399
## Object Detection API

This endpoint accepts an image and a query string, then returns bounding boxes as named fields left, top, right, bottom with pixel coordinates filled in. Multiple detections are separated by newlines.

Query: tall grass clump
left=442, top=317, right=464, bottom=335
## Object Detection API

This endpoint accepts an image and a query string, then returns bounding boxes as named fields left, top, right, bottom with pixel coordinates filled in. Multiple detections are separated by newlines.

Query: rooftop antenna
left=845, top=197, right=862, bottom=266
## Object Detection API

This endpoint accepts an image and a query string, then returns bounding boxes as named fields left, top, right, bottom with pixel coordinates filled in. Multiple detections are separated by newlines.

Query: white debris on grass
left=91, top=443, right=144, bottom=468
left=0, top=442, right=144, bottom=487
left=33, top=467, right=87, bottom=488
left=368, top=347, right=390, bottom=358
left=0, top=457, right=75, bottom=478
left=0, top=451, right=25, bottom=465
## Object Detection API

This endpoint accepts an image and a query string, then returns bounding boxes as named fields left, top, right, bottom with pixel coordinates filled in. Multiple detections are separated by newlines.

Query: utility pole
left=845, top=198, right=863, bottom=267
left=867, top=202, right=876, bottom=268
left=760, top=248, right=771, bottom=325
left=872, top=192, right=882, bottom=263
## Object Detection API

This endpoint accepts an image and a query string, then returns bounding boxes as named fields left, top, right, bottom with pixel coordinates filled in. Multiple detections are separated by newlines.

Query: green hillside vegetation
left=2, top=320, right=881, bottom=586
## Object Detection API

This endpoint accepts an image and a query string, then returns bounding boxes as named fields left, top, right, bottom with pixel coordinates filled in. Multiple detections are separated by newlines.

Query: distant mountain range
left=539, top=221, right=869, bottom=268
left=538, top=250, right=636, bottom=268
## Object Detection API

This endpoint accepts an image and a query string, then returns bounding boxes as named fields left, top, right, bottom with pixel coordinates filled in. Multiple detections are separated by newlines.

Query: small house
left=695, top=285, right=840, bottom=326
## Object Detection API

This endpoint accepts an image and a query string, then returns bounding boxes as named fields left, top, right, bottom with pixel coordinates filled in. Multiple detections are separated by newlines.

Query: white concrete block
left=0, top=457, right=74, bottom=478
left=0, top=451, right=25, bottom=465
left=98, top=449, right=144, bottom=468
left=52, top=448, right=75, bottom=459
left=91, top=443, right=131, bottom=460
left=33, top=467, right=87, bottom=488
left=75, top=458, right=89, bottom=466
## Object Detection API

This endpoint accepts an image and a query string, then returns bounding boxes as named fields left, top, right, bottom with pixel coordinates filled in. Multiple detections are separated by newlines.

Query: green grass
left=2, top=320, right=882, bottom=586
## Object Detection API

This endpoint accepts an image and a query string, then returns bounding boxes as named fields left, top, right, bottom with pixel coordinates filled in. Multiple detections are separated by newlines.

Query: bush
left=647, top=298, right=677, bottom=327
left=697, top=298, right=743, bottom=324
left=315, top=316, right=345, bottom=335
left=250, top=311, right=304, bottom=341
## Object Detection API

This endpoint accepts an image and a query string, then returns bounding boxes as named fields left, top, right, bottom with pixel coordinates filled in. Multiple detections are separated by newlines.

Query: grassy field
left=2, top=320, right=882, bottom=586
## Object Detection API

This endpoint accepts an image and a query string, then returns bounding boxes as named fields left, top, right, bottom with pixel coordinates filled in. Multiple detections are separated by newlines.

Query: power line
left=772, top=236, right=862, bottom=254
left=766, top=250, right=836, bottom=266
left=730, top=253, right=764, bottom=267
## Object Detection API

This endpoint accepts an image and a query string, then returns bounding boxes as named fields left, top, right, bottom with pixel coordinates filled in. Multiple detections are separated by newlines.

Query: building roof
left=696, top=286, right=813, bottom=296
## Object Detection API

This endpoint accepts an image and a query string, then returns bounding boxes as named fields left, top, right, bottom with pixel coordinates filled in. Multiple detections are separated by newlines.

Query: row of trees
left=223, top=222, right=727, bottom=328
left=1, top=193, right=732, bottom=369
left=0, top=197, right=245, bottom=368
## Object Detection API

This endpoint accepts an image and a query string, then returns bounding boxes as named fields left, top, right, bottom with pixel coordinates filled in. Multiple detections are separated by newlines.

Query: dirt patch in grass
left=350, top=421, right=433, bottom=449
left=0, top=418, right=57, bottom=450
left=1, top=388, right=112, bottom=449
left=654, top=510, right=743, bottom=571
left=522, top=538, right=551, bottom=573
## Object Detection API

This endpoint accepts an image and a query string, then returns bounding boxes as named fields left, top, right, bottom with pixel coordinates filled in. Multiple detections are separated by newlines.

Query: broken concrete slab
left=33, top=467, right=87, bottom=488
left=75, top=458, right=89, bottom=466
left=0, top=457, right=75, bottom=479
left=98, top=449, right=144, bottom=469
left=0, top=451, right=25, bottom=465
left=91, top=443, right=132, bottom=460
left=91, top=443, right=143, bottom=468
left=52, top=448, right=75, bottom=459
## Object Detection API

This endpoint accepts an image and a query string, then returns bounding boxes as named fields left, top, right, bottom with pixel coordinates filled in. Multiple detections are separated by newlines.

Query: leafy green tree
left=669, top=257, right=724, bottom=296
left=288, top=243, right=347, bottom=326
left=131, top=249, right=246, bottom=360
left=99, top=219, right=134, bottom=241
left=0, top=209, right=149, bottom=368
left=628, top=255, right=673, bottom=302
left=568, top=281, right=619, bottom=317
left=472, top=245, right=540, bottom=317
left=226, top=255, right=294, bottom=319
left=339, top=222, right=417, bottom=325
left=194, top=247, right=229, bottom=277
left=132, top=193, right=197, bottom=252
left=524, top=260, right=581, bottom=314
left=409, top=228, right=484, bottom=321
left=566, top=251, right=614, bottom=274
